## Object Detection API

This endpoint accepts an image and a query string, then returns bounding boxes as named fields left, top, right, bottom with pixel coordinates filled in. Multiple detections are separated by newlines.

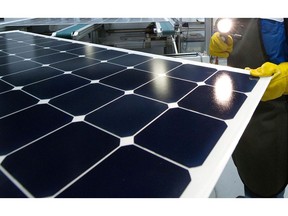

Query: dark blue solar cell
left=167, top=64, right=217, bottom=82
left=0, top=51, right=8, bottom=57
left=100, top=69, right=157, bottom=90
left=1, top=44, right=43, bottom=54
left=50, top=57, right=100, bottom=71
left=31, top=52, right=78, bottom=64
left=50, top=84, right=124, bottom=116
left=57, top=145, right=191, bottom=198
left=67, top=46, right=106, bottom=55
left=205, top=70, right=258, bottom=92
left=0, top=41, right=28, bottom=50
left=0, top=104, right=72, bottom=155
left=15, top=48, right=59, bottom=59
left=36, top=40, right=70, bottom=48
left=85, top=95, right=167, bottom=137
left=51, top=43, right=85, bottom=51
left=0, top=171, right=27, bottom=198
left=1, top=32, right=38, bottom=40
left=85, top=50, right=127, bottom=61
left=135, top=108, right=227, bottom=167
left=28, top=38, right=57, bottom=45
left=23, top=74, right=90, bottom=99
left=0, top=55, right=23, bottom=65
left=135, top=58, right=182, bottom=74
left=1, top=122, right=119, bottom=198
left=135, top=76, right=197, bottom=103
left=178, top=85, right=247, bottom=120
left=72, top=62, right=126, bottom=80
left=17, top=36, right=44, bottom=42
left=2, top=66, right=64, bottom=86
left=0, top=79, right=13, bottom=93
left=108, top=54, right=152, bottom=67
left=0, top=90, right=39, bottom=117
left=0, top=60, right=42, bottom=76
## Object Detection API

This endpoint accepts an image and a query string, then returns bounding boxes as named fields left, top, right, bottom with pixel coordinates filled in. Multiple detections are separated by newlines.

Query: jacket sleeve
left=260, top=19, right=288, bottom=64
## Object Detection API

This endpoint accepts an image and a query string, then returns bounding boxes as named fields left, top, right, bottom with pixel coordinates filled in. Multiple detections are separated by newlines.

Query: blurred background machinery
left=0, top=18, right=212, bottom=62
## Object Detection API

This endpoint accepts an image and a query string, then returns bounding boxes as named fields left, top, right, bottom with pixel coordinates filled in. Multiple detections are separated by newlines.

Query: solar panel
left=0, top=31, right=270, bottom=198
left=0, top=18, right=169, bottom=27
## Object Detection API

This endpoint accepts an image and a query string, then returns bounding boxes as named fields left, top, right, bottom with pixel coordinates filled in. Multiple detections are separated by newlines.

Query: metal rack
left=0, top=18, right=213, bottom=60
left=175, top=18, right=212, bottom=55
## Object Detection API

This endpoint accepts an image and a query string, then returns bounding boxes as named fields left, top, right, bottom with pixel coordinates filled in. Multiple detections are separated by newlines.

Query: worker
left=210, top=18, right=288, bottom=198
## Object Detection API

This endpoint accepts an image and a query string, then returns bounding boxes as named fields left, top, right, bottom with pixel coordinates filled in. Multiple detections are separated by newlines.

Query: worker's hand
left=249, top=62, right=288, bottom=101
left=209, top=32, right=233, bottom=58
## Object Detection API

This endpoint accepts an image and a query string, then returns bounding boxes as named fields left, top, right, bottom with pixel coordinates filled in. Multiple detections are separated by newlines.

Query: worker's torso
left=228, top=18, right=288, bottom=68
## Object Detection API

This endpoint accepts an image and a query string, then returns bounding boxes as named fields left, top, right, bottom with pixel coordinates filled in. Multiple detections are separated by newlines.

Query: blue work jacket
left=260, top=18, right=288, bottom=64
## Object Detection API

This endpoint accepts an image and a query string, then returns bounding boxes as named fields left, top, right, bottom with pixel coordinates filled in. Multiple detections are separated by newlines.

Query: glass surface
left=2, top=122, right=119, bottom=197
left=0, top=31, right=259, bottom=198
left=57, top=146, right=191, bottom=198
left=178, top=85, right=247, bottom=120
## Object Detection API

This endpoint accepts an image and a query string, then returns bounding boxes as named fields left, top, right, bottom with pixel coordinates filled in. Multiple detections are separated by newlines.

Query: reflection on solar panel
left=0, top=31, right=268, bottom=198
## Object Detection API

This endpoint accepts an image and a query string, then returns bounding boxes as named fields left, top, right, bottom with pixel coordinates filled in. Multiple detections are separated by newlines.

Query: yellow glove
left=209, top=32, right=233, bottom=58
left=249, top=62, right=288, bottom=101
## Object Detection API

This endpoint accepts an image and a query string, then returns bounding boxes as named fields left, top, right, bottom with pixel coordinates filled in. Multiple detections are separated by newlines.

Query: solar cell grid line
left=0, top=40, right=30, bottom=50
left=0, top=51, right=9, bottom=57
left=0, top=79, right=13, bottom=93
left=0, top=55, right=24, bottom=66
left=44, top=42, right=85, bottom=51
left=64, top=46, right=106, bottom=56
left=31, top=39, right=71, bottom=47
left=1, top=66, right=63, bottom=88
left=0, top=30, right=271, bottom=198
left=0, top=60, right=42, bottom=76
left=21, top=37, right=58, bottom=45
left=30, top=52, right=79, bottom=65
left=0, top=44, right=44, bottom=54
left=8, top=48, right=59, bottom=59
